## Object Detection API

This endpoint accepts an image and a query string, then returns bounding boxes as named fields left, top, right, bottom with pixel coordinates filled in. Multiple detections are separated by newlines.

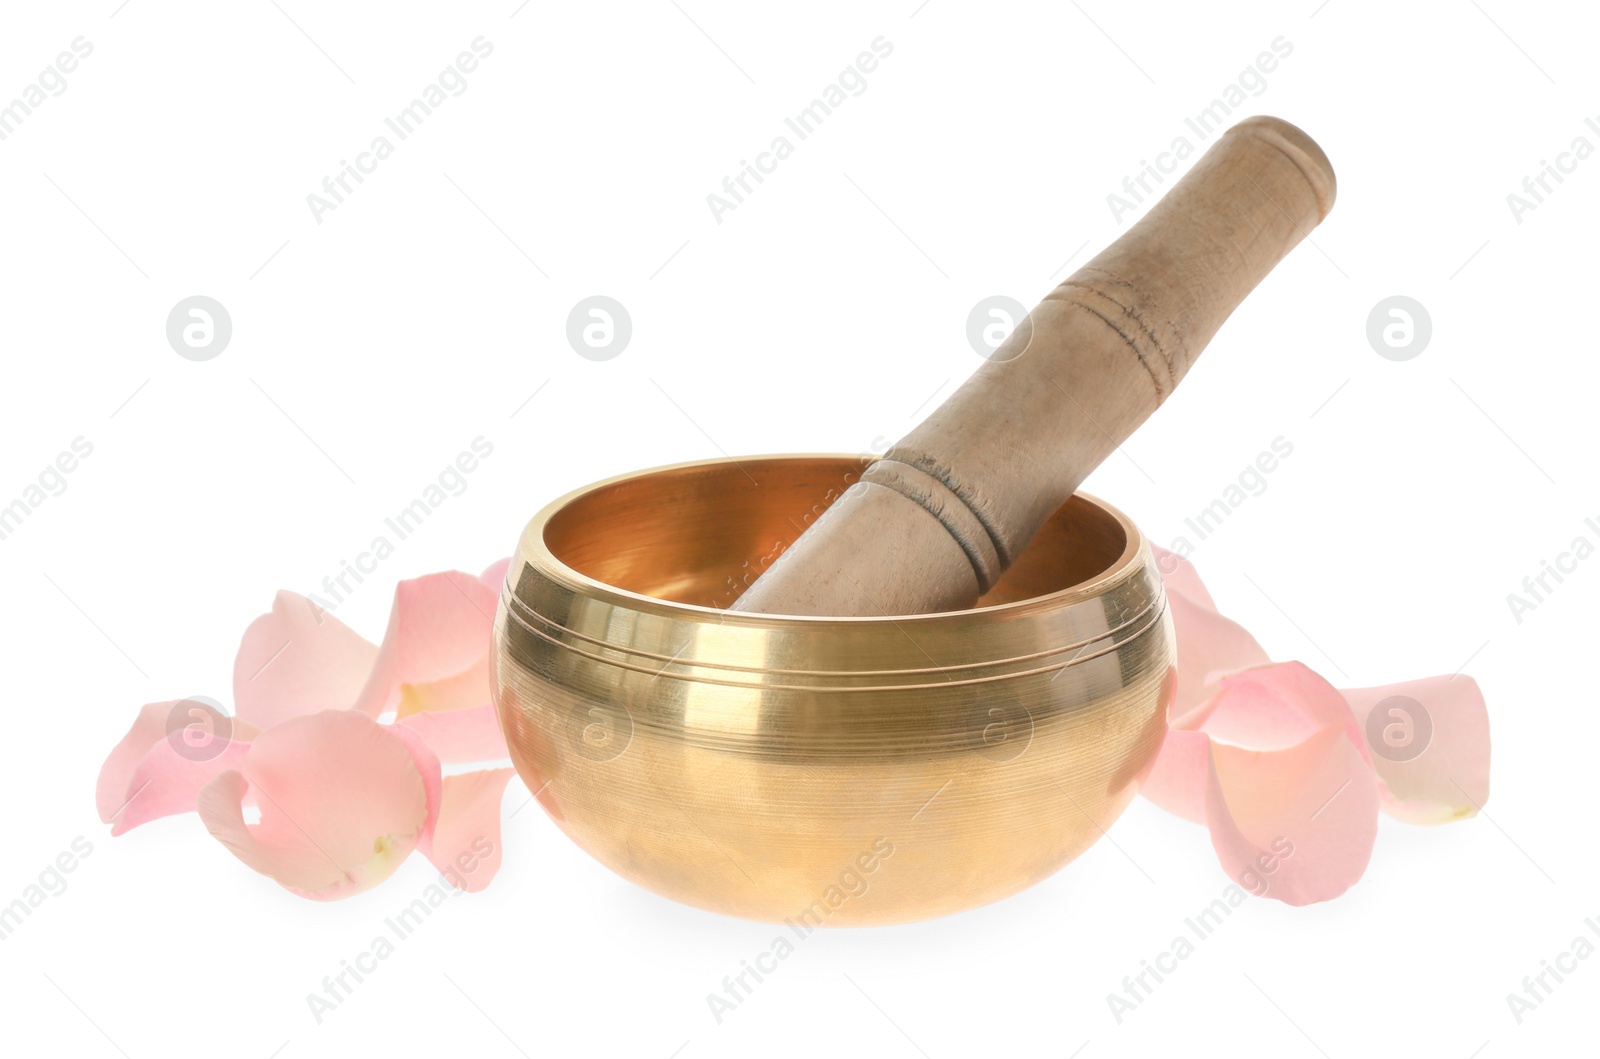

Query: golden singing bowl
left=491, top=455, right=1173, bottom=925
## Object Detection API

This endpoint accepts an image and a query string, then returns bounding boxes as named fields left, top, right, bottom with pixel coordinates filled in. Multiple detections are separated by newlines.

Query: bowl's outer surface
left=492, top=455, right=1173, bottom=925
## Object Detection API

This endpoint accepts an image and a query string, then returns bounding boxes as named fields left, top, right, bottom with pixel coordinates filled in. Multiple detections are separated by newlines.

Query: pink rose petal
left=383, top=722, right=443, bottom=847
left=1143, top=548, right=1492, bottom=904
left=1143, top=663, right=1354, bottom=826
left=1341, top=675, right=1490, bottom=825
left=480, top=558, right=511, bottom=593
left=1205, top=728, right=1379, bottom=906
left=112, top=736, right=251, bottom=836
left=1139, top=727, right=1212, bottom=824
left=395, top=703, right=508, bottom=764
left=423, top=768, right=515, bottom=893
left=352, top=572, right=497, bottom=719
left=197, top=711, right=432, bottom=900
left=1152, top=544, right=1219, bottom=610
left=1197, top=663, right=1363, bottom=754
left=233, top=591, right=378, bottom=729
left=1152, top=546, right=1270, bottom=717
left=98, top=700, right=258, bottom=828
left=97, top=702, right=177, bottom=823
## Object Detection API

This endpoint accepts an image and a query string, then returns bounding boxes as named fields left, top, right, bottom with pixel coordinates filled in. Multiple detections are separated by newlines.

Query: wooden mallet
left=732, top=115, right=1336, bottom=616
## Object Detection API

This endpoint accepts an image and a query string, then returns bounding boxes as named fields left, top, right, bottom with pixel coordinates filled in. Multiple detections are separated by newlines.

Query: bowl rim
left=510, top=453, right=1151, bottom=628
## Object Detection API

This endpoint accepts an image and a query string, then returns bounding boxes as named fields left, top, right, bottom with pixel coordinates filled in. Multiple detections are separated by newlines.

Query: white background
left=1, top=1, right=1595, bottom=1056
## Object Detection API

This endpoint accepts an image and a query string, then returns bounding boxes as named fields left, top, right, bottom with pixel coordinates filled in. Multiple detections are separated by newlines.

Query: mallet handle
left=734, top=115, right=1336, bottom=616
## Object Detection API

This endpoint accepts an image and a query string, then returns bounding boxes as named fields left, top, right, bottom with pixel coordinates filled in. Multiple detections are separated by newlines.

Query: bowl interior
left=540, top=455, right=1130, bottom=612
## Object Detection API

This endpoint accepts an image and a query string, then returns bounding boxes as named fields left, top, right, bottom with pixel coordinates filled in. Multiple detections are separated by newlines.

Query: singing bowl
left=491, top=455, right=1173, bottom=925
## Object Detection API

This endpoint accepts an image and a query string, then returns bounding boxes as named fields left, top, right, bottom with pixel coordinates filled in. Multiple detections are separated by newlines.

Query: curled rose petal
left=1146, top=663, right=1380, bottom=903
left=97, top=702, right=179, bottom=823
left=395, top=703, right=508, bottom=765
left=352, top=572, right=497, bottom=719
left=233, top=591, right=378, bottom=729
left=98, top=701, right=259, bottom=829
left=383, top=722, right=443, bottom=847
left=1152, top=546, right=1270, bottom=715
left=1341, top=675, right=1490, bottom=825
left=1205, top=727, right=1379, bottom=906
left=1143, top=548, right=1491, bottom=904
left=197, top=711, right=432, bottom=900
left=1143, top=663, right=1357, bottom=827
left=1138, top=727, right=1212, bottom=824
left=1194, top=663, right=1362, bottom=754
left=423, top=768, right=515, bottom=893
left=1152, top=544, right=1219, bottom=610
left=112, top=736, right=252, bottom=836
